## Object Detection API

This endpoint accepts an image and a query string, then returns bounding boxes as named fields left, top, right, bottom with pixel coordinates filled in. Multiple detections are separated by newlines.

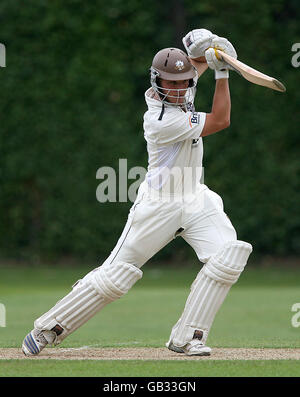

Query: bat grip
left=215, top=49, right=224, bottom=61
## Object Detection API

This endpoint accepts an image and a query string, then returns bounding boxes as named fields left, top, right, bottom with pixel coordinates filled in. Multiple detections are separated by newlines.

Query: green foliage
left=0, top=0, right=299, bottom=261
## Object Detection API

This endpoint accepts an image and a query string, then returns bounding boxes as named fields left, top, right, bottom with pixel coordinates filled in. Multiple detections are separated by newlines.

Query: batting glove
left=182, top=28, right=217, bottom=59
left=205, top=37, right=237, bottom=79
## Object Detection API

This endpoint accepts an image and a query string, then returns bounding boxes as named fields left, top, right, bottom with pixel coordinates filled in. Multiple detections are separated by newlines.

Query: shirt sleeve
left=151, top=110, right=206, bottom=145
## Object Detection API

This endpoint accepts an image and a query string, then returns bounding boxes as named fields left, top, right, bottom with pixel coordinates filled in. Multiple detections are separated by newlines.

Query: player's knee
left=73, top=261, right=143, bottom=301
left=202, top=240, right=252, bottom=285
left=198, top=231, right=237, bottom=264
left=88, top=261, right=143, bottom=301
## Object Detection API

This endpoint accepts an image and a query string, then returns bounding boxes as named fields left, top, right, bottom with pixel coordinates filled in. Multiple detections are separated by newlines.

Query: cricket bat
left=216, top=50, right=286, bottom=92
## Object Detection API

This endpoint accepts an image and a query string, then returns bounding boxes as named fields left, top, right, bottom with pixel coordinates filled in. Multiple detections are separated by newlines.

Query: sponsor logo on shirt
left=189, top=112, right=200, bottom=128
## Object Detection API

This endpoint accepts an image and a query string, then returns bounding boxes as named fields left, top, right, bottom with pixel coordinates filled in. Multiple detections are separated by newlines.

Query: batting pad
left=34, top=262, right=143, bottom=344
left=171, top=240, right=252, bottom=347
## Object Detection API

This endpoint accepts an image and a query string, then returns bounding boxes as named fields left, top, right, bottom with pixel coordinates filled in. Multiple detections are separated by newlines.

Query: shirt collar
left=145, top=88, right=174, bottom=109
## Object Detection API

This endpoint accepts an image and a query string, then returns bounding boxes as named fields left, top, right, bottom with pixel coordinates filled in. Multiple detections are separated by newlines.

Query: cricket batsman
left=22, top=29, right=252, bottom=357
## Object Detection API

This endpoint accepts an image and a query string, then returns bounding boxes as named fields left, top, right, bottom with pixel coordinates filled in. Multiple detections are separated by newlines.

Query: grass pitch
left=2, top=359, right=300, bottom=377
left=0, top=261, right=300, bottom=377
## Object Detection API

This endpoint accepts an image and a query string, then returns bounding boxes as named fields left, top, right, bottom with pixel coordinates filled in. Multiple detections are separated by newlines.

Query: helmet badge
left=175, top=60, right=185, bottom=71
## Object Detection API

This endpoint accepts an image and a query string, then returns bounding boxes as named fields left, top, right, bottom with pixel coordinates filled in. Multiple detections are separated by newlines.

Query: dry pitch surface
left=1, top=348, right=300, bottom=360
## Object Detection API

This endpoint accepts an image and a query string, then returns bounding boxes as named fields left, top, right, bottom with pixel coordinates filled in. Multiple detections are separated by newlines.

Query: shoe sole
left=166, top=341, right=211, bottom=356
left=186, top=350, right=211, bottom=356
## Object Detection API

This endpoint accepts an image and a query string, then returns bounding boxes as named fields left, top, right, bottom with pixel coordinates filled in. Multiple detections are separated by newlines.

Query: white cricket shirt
left=142, top=88, right=206, bottom=196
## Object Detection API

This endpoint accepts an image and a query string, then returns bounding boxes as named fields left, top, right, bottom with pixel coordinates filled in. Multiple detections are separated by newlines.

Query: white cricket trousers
left=32, top=181, right=243, bottom=347
left=102, top=181, right=237, bottom=268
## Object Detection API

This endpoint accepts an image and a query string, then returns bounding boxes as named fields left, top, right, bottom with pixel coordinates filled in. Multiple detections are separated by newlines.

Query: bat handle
left=214, top=49, right=223, bottom=61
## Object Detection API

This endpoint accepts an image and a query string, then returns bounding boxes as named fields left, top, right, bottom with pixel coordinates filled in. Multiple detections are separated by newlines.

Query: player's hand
left=182, top=29, right=217, bottom=59
left=205, top=37, right=237, bottom=71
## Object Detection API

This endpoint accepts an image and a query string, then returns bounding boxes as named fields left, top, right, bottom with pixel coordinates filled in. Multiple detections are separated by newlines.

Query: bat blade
left=216, top=50, right=286, bottom=92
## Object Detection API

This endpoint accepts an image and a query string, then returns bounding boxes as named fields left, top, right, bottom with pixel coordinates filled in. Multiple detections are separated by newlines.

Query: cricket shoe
left=22, top=329, right=56, bottom=356
left=166, top=338, right=211, bottom=356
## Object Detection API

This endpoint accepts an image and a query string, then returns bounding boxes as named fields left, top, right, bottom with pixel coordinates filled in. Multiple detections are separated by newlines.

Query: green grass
left=0, top=262, right=300, bottom=376
left=1, top=360, right=300, bottom=377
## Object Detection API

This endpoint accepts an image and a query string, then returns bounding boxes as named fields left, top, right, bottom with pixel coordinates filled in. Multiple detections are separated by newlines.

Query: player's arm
left=184, top=31, right=237, bottom=138
left=191, top=51, right=231, bottom=137
left=201, top=37, right=237, bottom=137
left=201, top=78, right=231, bottom=137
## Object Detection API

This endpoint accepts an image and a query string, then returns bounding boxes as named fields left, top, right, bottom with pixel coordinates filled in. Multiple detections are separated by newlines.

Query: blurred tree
left=0, top=0, right=299, bottom=262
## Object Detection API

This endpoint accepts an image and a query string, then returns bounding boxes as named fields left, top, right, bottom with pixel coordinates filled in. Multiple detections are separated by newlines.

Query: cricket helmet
left=150, top=47, right=198, bottom=107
